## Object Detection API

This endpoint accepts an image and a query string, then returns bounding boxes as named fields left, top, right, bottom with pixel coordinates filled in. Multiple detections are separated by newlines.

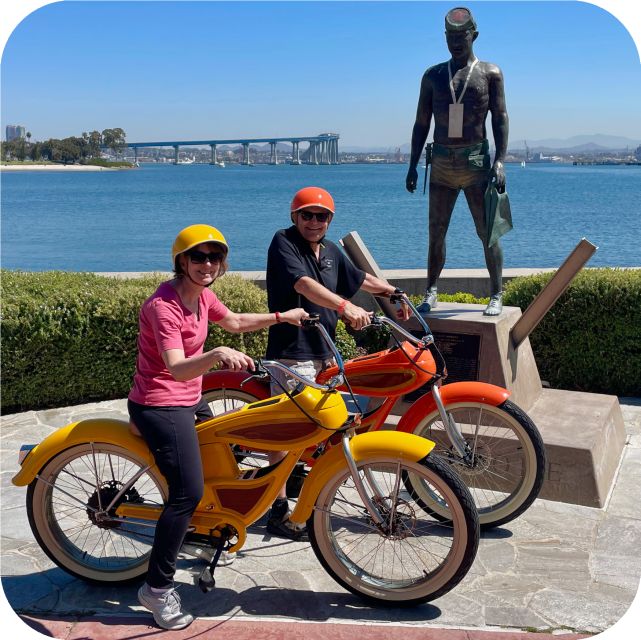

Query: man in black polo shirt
left=264, top=186, right=408, bottom=539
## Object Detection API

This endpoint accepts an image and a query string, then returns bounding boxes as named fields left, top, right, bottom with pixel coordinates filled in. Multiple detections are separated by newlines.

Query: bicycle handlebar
left=251, top=313, right=346, bottom=392
left=370, top=290, right=434, bottom=345
left=257, top=359, right=344, bottom=391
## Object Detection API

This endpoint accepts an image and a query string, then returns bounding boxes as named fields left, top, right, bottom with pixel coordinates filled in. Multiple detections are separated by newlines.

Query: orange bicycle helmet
left=290, top=186, right=335, bottom=214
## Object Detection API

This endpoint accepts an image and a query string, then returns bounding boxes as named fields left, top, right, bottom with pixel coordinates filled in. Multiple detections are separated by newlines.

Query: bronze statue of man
left=406, top=6, right=508, bottom=316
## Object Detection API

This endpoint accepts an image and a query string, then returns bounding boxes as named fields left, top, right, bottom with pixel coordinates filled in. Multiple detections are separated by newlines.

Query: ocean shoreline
left=0, top=164, right=123, bottom=172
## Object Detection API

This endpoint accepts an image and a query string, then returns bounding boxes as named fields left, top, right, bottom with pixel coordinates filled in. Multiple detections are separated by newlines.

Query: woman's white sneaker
left=137, top=583, right=194, bottom=630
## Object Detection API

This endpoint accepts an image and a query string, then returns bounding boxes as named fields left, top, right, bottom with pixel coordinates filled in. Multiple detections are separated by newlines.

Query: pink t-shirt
left=128, top=281, right=229, bottom=406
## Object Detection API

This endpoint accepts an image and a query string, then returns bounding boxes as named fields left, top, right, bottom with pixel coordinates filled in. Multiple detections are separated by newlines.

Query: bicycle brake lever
left=240, top=360, right=269, bottom=387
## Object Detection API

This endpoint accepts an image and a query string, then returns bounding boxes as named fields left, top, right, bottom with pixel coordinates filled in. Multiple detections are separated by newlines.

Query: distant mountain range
left=343, top=134, right=641, bottom=154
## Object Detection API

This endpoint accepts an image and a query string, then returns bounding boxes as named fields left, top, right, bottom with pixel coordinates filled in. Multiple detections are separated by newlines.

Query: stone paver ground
left=2, top=398, right=640, bottom=639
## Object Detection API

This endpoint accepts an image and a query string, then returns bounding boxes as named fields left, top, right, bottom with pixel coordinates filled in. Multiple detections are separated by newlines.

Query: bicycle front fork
left=431, top=386, right=475, bottom=465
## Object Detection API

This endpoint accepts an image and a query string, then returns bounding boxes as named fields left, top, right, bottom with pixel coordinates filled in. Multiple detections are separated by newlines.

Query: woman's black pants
left=128, top=398, right=212, bottom=589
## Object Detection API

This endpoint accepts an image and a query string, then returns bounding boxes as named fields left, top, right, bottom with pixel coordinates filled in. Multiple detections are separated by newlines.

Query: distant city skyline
left=2, top=1, right=641, bottom=149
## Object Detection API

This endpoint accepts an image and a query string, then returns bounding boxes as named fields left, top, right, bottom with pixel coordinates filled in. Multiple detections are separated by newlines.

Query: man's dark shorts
left=430, top=139, right=490, bottom=190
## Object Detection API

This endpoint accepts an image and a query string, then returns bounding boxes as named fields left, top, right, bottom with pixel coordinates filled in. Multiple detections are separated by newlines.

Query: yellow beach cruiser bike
left=12, top=318, right=479, bottom=605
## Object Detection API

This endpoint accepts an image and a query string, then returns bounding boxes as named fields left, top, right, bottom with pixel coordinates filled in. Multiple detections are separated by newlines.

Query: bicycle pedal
left=198, top=566, right=216, bottom=593
left=198, top=574, right=216, bottom=593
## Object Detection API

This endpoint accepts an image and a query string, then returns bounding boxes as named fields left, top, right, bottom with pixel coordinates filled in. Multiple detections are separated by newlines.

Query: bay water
left=1, top=162, right=639, bottom=272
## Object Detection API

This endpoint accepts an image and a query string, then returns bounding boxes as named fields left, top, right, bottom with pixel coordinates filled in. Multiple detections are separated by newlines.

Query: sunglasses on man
left=186, top=250, right=225, bottom=264
left=298, top=210, right=332, bottom=223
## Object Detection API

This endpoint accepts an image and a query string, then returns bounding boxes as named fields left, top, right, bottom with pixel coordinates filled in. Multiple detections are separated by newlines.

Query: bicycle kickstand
left=198, top=529, right=230, bottom=593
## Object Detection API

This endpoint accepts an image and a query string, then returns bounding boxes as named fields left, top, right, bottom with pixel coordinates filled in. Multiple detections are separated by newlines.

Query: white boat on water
left=521, top=161, right=526, bottom=167
left=214, top=161, right=225, bottom=168
left=176, top=158, right=195, bottom=165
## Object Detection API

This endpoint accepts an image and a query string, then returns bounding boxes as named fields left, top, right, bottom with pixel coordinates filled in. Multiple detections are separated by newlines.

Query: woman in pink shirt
left=130, top=224, right=307, bottom=630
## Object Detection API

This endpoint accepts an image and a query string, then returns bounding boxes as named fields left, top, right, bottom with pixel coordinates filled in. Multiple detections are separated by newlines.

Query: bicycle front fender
left=395, top=381, right=511, bottom=434
left=202, top=370, right=271, bottom=400
left=289, top=430, right=435, bottom=524
left=11, top=419, right=154, bottom=487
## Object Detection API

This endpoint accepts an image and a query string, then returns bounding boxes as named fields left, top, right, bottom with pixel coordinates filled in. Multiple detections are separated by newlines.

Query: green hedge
left=503, top=268, right=641, bottom=397
left=0, top=270, right=357, bottom=413
left=2, top=269, right=638, bottom=412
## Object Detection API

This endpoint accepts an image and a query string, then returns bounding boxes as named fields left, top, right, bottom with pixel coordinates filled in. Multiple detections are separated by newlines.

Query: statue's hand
left=406, top=167, right=418, bottom=193
left=490, top=161, right=506, bottom=193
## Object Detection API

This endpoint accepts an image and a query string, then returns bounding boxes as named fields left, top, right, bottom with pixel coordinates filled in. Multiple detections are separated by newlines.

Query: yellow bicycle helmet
left=171, top=224, right=228, bottom=269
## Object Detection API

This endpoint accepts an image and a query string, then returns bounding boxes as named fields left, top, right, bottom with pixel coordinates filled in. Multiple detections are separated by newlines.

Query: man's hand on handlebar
left=341, top=302, right=374, bottom=331
left=389, top=288, right=411, bottom=321
left=396, top=304, right=411, bottom=321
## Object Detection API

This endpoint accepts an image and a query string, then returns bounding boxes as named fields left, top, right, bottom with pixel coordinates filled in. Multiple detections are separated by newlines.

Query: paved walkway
left=2, top=398, right=640, bottom=639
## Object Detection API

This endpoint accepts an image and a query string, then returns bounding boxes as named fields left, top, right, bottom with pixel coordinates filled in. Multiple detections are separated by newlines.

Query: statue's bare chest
left=432, top=65, right=489, bottom=110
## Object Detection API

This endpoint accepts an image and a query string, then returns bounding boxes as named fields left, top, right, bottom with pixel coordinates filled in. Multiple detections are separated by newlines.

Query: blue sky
left=2, top=1, right=641, bottom=148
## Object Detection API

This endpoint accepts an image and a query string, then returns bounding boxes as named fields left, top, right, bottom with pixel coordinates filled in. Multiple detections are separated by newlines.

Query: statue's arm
left=488, top=65, right=509, bottom=190
left=406, top=71, right=433, bottom=193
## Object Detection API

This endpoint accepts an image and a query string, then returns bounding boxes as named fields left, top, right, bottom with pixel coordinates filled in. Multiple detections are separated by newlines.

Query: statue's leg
left=464, top=183, right=504, bottom=316
left=427, top=182, right=459, bottom=288
left=417, top=182, right=459, bottom=314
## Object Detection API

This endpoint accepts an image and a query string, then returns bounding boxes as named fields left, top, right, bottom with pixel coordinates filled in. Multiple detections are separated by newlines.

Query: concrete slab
left=528, top=389, right=627, bottom=507
left=96, top=268, right=555, bottom=300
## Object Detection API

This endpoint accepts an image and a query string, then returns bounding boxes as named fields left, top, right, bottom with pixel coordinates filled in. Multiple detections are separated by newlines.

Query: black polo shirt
left=266, top=226, right=365, bottom=360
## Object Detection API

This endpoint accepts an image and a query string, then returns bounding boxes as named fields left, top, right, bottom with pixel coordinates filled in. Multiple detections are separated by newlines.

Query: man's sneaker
left=266, top=513, right=308, bottom=541
left=137, top=583, right=194, bottom=630
left=416, top=288, right=438, bottom=315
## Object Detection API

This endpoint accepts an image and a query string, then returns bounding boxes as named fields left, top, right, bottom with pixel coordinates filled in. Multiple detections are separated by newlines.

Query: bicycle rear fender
left=289, top=430, right=435, bottom=524
left=395, top=381, right=511, bottom=434
left=202, top=370, right=271, bottom=400
left=11, top=419, right=154, bottom=487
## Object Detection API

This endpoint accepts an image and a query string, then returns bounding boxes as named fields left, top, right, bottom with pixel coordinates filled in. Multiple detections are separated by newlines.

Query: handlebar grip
left=301, top=313, right=320, bottom=328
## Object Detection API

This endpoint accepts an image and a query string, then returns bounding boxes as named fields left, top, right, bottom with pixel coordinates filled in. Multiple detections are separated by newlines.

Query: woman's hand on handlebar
left=279, top=307, right=309, bottom=326
left=212, top=346, right=256, bottom=371
left=342, top=302, right=374, bottom=330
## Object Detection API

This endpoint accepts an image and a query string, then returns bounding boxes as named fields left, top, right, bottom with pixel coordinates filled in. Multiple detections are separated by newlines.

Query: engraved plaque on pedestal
left=433, top=331, right=481, bottom=383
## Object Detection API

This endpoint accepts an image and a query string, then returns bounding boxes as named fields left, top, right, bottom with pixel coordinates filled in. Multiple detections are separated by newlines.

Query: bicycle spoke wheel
left=27, top=443, right=166, bottom=584
left=202, top=388, right=270, bottom=469
left=411, top=400, right=545, bottom=529
left=309, top=455, right=478, bottom=605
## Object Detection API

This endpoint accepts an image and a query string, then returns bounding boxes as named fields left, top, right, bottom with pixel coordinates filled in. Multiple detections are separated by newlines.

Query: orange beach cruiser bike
left=202, top=292, right=546, bottom=530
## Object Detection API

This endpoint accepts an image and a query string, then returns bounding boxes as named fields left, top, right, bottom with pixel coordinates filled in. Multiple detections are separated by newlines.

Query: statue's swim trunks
left=429, top=139, right=490, bottom=190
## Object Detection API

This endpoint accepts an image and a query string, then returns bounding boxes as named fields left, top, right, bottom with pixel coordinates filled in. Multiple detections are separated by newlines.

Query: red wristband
left=337, top=299, right=348, bottom=315
left=275, top=311, right=281, bottom=323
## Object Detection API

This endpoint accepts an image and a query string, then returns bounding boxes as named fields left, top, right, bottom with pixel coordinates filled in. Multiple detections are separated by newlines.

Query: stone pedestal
left=386, top=302, right=626, bottom=509
left=401, top=302, right=542, bottom=411
left=339, top=231, right=626, bottom=510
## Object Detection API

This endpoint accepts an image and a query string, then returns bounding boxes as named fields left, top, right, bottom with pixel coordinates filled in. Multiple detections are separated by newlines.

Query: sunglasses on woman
left=299, top=210, right=332, bottom=222
left=186, top=250, right=225, bottom=264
